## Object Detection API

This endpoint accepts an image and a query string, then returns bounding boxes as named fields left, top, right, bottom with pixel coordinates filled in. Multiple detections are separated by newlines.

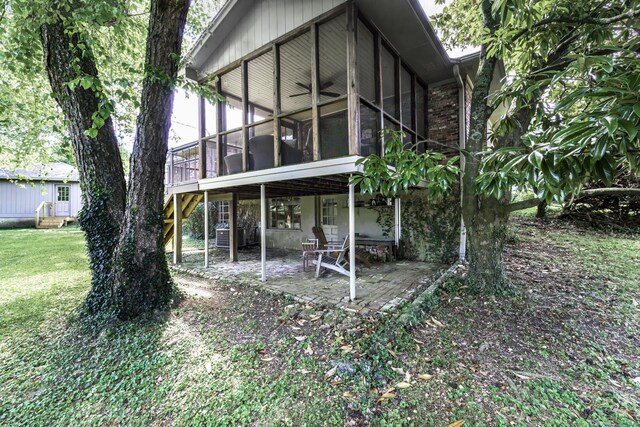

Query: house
left=0, top=162, right=82, bottom=228
left=164, top=0, right=504, bottom=299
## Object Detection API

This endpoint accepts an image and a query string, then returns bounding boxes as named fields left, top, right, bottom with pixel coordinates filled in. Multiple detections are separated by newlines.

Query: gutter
left=453, top=64, right=467, bottom=261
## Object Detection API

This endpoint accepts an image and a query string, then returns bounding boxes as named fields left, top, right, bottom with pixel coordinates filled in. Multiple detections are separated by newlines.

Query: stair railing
left=34, top=201, right=54, bottom=227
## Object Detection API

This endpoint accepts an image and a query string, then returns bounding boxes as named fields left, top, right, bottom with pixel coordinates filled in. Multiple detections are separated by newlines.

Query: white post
left=204, top=191, right=209, bottom=268
left=348, top=183, right=356, bottom=300
left=459, top=216, right=467, bottom=260
left=394, top=197, right=401, bottom=246
left=260, top=184, right=267, bottom=282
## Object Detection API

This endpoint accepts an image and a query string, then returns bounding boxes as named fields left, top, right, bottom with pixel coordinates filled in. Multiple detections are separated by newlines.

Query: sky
left=168, top=0, right=478, bottom=149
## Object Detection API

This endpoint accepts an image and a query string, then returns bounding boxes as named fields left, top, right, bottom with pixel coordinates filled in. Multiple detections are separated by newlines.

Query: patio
left=172, top=243, right=444, bottom=315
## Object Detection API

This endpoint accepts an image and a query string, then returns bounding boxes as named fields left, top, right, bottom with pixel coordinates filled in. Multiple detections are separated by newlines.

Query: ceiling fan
left=289, top=81, right=340, bottom=98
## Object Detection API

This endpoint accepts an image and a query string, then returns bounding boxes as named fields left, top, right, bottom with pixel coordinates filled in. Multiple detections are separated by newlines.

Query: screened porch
left=166, top=4, right=429, bottom=187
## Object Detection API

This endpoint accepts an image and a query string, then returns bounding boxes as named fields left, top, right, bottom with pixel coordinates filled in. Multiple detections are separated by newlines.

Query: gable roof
left=0, top=162, right=80, bottom=182
left=185, top=0, right=461, bottom=84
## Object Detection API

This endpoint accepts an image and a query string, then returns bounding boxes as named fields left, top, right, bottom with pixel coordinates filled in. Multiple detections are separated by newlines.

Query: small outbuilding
left=0, top=162, right=82, bottom=228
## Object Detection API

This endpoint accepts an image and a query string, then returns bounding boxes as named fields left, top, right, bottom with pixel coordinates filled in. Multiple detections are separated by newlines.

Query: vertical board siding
left=202, top=0, right=346, bottom=75
left=0, top=181, right=82, bottom=218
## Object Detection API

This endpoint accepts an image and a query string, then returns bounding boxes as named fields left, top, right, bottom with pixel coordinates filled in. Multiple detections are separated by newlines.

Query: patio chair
left=314, top=236, right=350, bottom=278
left=311, top=226, right=372, bottom=268
left=301, top=238, right=319, bottom=271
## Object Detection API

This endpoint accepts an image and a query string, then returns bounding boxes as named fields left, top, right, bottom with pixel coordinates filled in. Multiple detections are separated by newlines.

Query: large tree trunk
left=40, top=0, right=190, bottom=319
left=40, top=17, right=127, bottom=313
left=110, top=0, right=190, bottom=319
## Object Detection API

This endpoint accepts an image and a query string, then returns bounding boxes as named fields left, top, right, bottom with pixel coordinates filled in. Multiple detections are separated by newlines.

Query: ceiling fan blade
left=289, top=92, right=310, bottom=98
left=319, top=80, right=334, bottom=90
left=320, top=91, right=341, bottom=98
left=295, top=82, right=311, bottom=91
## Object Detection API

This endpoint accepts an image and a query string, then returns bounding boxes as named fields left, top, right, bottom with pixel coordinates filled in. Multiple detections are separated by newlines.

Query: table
left=355, top=237, right=396, bottom=260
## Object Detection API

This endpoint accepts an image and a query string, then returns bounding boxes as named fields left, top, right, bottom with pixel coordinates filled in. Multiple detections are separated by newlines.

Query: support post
left=204, top=191, right=209, bottom=268
left=260, top=184, right=267, bottom=282
left=229, top=193, right=238, bottom=262
left=173, top=193, right=182, bottom=264
left=346, top=4, right=360, bottom=155
left=310, top=24, right=320, bottom=161
left=197, top=95, right=206, bottom=179
left=348, top=182, right=356, bottom=301
left=394, top=197, right=401, bottom=246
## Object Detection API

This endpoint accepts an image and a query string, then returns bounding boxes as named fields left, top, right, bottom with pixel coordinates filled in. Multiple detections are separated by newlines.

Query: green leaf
left=618, top=119, right=638, bottom=141
left=601, top=116, right=618, bottom=137
left=634, top=103, right=640, bottom=118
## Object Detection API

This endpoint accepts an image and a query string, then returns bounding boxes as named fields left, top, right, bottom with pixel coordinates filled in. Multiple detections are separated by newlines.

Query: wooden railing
left=35, top=201, right=53, bottom=227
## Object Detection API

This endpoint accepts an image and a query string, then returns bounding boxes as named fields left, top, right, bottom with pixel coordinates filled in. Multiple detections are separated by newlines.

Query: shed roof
left=0, top=162, right=80, bottom=182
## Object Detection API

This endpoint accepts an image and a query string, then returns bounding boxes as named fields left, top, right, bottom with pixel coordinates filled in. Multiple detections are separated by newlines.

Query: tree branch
left=509, top=188, right=640, bottom=212
left=509, top=197, right=542, bottom=212
left=512, top=7, right=640, bottom=43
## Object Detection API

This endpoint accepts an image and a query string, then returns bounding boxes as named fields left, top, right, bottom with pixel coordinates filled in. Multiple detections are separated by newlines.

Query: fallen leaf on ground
left=431, top=316, right=445, bottom=327
left=297, top=369, right=311, bottom=374
left=305, top=343, right=313, bottom=355
left=294, top=336, right=306, bottom=341
left=342, top=391, right=353, bottom=398
left=260, top=357, right=275, bottom=362
left=418, top=374, right=433, bottom=380
left=396, top=382, right=411, bottom=389
left=377, top=391, right=396, bottom=403
left=447, top=420, right=465, bottom=427
left=325, top=366, right=337, bottom=378
left=205, top=362, right=212, bottom=373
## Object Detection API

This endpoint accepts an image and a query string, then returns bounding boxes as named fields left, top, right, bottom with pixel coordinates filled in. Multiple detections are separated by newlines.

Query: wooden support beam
left=311, top=24, right=321, bottom=161
left=173, top=194, right=182, bottom=264
left=241, top=60, right=248, bottom=172
left=346, top=4, right=360, bottom=156
left=216, top=78, right=224, bottom=176
left=229, top=192, right=238, bottom=262
left=375, top=33, right=384, bottom=155
left=273, top=43, right=281, bottom=168
left=198, top=95, right=206, bottom=179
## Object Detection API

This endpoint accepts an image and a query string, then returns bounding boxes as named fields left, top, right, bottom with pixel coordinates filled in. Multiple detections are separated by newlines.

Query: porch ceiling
left=206, top=174, right=353, bottom=200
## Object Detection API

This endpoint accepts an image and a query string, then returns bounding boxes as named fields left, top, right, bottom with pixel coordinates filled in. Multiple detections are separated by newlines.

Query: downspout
left=453, top=64, right=467, bottom=261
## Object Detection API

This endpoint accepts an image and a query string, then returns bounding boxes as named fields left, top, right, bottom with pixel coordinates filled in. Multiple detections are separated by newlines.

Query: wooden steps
left=163, top=193, right=204, bottom=245
left=36, top=217, right=75, bottom=229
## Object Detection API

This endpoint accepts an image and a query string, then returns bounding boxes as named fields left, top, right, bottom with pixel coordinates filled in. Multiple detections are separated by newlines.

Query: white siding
left=201, top=0, right=346, bottom=75
left=0, top=181, right=82, bottom=219
left=263, top=193, right=389, bottom=250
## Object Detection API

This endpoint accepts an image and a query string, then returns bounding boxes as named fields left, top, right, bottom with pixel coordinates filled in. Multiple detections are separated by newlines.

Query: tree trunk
left=40, top=18, right=127, bottom=313
left=110, top=0, right=190, bottom=319
left=536, top=200, right=548, bottom=219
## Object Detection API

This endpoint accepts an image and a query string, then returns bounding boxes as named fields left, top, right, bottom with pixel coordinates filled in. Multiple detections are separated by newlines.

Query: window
left=318, top=15, right=347, bottom=104
left=401, top=66, right=413, bottom=129
left=358, top=20, right=376, bottom=104
left=218, top=202, right=229, bottom=225
left=270, top=197, right=301, bottom=229
left=280, top=32, right=312, bottom=113
left=247, top=51, right=274, bottom=124
left=360, top=102, right=380, bottom=156
left=280, top=109, right=313, bottom=165
left=381, top=46, right=398, bottom=119
left=320, top=100, right=349, bottom=159
left=57, top=186, right=69, bottom=202
left=322, top=198, right=337, bottom=226
left=221, top=130, right=243, bottom=175
left=172, top=145, right=199, bottom=183
left=416, top=83, right=426, bottom=138
left=220, top=67, right=242, bottom=131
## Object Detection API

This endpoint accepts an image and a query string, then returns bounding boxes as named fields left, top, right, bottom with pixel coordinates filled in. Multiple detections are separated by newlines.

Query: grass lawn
left=0, top=221, right=638, bottom=426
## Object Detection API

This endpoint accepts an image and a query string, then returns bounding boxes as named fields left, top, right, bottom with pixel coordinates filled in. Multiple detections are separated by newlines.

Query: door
left=321, top=197, right=339, bottom=243
left=55, top=185, right=70, bottom=217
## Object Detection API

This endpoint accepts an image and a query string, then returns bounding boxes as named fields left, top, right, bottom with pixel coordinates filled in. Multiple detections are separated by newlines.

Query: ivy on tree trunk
left=39, top=0, right=191, bottom=319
